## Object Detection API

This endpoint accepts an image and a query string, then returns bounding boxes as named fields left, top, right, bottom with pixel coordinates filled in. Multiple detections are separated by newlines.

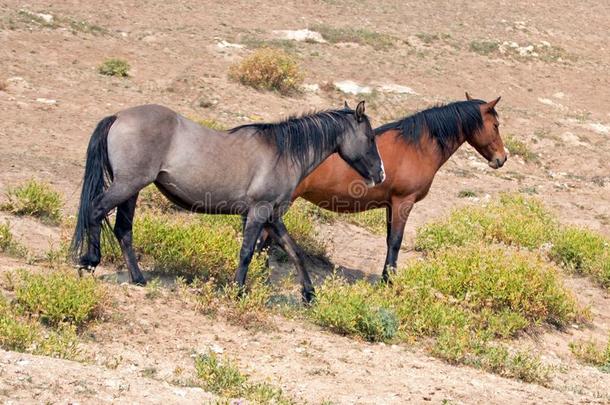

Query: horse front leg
left=382, top=197, right=413, bottom=282
left=266, top=219, right=315, bottom=303
left=234, top=205, right=269, bottom=289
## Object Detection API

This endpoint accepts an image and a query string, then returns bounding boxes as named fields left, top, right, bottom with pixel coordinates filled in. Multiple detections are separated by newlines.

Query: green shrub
left=194, top=351, right=294, bottom=403
left=229, top=48, right=303, bottom=94
left=550, top=226, right=610, bottom=287
left=415, top=193, right=557, bottom=252
left=310, top=243, right=580, bottom=383
left=98, top=58, right=130, bottom=77
left=504, top=135, right=537, bottom=162
left=1, top=179, right=63, bottom=223
left=0, top=295, right=79, bottom=358
left=469, top=40, right=499, bottom=55
left=14, top=269, right=106, bottom=327
left=311, top=276, right=397, bottom=342
left=312, top=24, right=396, bottom=50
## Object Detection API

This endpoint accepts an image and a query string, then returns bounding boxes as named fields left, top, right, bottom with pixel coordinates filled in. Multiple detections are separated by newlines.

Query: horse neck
left=296, top=143, right=340, bottom=182
left=420, top=130, right=467, bottom=171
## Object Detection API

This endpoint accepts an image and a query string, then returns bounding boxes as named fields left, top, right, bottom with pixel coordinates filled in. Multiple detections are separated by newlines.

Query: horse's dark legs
left=381, top=198, right=413, bottom=282
left=234, top=206, right=269, bottom=288
left=265, top=219, right=315, bottom=303
left=113, top=193, right=146, bottom=285
left=78, top=182, right=140, bottom=273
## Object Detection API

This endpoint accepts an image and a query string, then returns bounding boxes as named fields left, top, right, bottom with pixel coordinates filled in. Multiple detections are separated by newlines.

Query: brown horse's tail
left=70, top=115, right=116, bottom=261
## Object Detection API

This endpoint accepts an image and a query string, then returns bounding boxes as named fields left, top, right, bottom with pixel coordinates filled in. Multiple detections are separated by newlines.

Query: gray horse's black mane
left=230, top=108, right=365, bottom=166
left=375, top=100, right=497, bottom=154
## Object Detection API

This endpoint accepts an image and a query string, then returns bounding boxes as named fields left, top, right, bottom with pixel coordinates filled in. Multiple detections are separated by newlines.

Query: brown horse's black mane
left=230, top=108, right=367, bottom=167
left=375, top=100, right=498, bottom=153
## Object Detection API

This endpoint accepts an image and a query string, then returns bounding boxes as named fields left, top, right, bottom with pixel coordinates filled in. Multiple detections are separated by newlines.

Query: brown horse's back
left=294, top=130, right=439, bottom=212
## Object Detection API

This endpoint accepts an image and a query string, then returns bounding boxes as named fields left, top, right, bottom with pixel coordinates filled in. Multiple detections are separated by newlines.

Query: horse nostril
left=495, top=158, right=501, bottom=167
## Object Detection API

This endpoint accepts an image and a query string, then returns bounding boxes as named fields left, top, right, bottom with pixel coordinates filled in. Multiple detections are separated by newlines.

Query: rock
left=303, top=83, right=320, bottom=93
left=272, top=29, right=326, bottom=43
left=35, top=98, right=57, bottom=105
left=216, top=40, right=244, bottom=49
left=334, top=80, right=372, bottom=95
left=378, top=83, right=417, bottom=95
left=587, top=123, right=609, bottom=135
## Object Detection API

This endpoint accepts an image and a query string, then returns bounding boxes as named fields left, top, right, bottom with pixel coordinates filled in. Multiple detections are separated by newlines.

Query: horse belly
left=155, top=170, right=250, bottom=214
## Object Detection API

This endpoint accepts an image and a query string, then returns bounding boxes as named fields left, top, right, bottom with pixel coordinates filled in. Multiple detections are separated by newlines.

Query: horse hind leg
left=114, top=193, right=146, bottom=285
left=79, top=181, right=144, bottom=274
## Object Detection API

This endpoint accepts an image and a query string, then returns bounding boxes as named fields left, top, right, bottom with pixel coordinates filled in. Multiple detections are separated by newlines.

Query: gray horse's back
left=106, top=104, right=285, bottom=214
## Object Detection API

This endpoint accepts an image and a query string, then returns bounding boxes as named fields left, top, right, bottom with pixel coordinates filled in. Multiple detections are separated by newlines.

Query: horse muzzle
left=488, top=155, right=508, bottom=169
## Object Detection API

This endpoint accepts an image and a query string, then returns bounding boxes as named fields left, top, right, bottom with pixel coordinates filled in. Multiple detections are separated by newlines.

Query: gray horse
left=70, top=101, right=385, bottom=301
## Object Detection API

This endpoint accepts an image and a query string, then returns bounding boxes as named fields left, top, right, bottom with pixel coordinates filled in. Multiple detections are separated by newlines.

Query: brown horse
left=288, top=94, right=506, bottom=281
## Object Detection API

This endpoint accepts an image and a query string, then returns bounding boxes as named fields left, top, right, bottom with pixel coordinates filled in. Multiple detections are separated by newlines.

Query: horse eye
left=494, top=123, right=500, bottom=129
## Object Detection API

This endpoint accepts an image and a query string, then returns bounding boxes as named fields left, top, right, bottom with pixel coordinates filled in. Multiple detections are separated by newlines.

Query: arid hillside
left=0, top=0, right=609, bottom=403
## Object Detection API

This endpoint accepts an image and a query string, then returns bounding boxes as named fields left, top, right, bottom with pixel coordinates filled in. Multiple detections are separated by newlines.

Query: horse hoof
left=76, top=265, right=96, bottom=277
left=132, top=277, right=147, bottom=286
left=301, top=288, right=316, bottom=305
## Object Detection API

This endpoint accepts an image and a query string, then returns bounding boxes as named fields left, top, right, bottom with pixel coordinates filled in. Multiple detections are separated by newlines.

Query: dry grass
left=229, top=48, right=303, bottom=95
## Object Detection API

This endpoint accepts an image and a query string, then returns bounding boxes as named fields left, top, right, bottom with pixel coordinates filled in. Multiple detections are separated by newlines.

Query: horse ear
left=344, top=100, right=350, bottom=109
left=355, top=100, right=365, bottom=122
left=465, top=92, right=473, bottom=100
left=485, top=96, right=501, bottom=111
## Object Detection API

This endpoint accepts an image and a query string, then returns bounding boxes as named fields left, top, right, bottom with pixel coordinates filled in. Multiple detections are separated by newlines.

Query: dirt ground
left=0, top=0, right=609, bottom=403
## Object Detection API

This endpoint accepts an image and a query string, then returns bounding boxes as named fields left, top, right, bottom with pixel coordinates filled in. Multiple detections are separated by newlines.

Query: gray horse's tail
left=70, top=115, right=117, bottom=260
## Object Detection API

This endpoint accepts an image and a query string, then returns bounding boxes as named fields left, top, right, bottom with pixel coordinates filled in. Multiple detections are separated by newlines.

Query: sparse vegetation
left=550, top=226, right=610, bottom=288
left=338, top=209, right=387, bottom=235
left=312, top=24, right=396, bottom=50
left=1, top=179, right=63, bottom=224
left=415, top=32, right=451, bottom=45
left=0, top=295, right=79, bottom=358
left=137, top=185, right=178, bottom=213
left=458, top=189, right=477, bottom=198
left=311, top=243, right=579, bottom=383
left=240, top=36, right=296, bottom=52
left=194, top=117, right=227, bottom=131
left=469, top=40, right=499, bottom=55
left=0, top=223, right=28, bottom=258
left=98, top=58, right=130, bottom=77
left=569, top=337, right=610, bottom=372
left=415, top=193, right=556, bottom=252
left=13, top=269, right=106, bottom=327
left=504, top=135, right=537, bottom=162
left=195, top=351, right=294, bottom=403
left=229, top=48, right=303, bottom=95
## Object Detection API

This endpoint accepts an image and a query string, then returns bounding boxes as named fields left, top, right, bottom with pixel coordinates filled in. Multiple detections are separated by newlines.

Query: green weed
left=569, top=338, right=610, bottom=372
left=310, top=243, right=581, bottom=384
left=98, top=58, right=130, bottom=77
left=415, top=193, right=557, bottom=252
left=0, top=223, right=28, bottom=258
left=0, top=294, right=80, bottom=359
left=13, top=269, right=106, bottom=327
left=551, top=226, right=610, bottom=288
left=1, top=179, right=63, bottom=224
left=194, top=351, right=294, bottom=403
left=504, top=135, right=537, bottom=162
